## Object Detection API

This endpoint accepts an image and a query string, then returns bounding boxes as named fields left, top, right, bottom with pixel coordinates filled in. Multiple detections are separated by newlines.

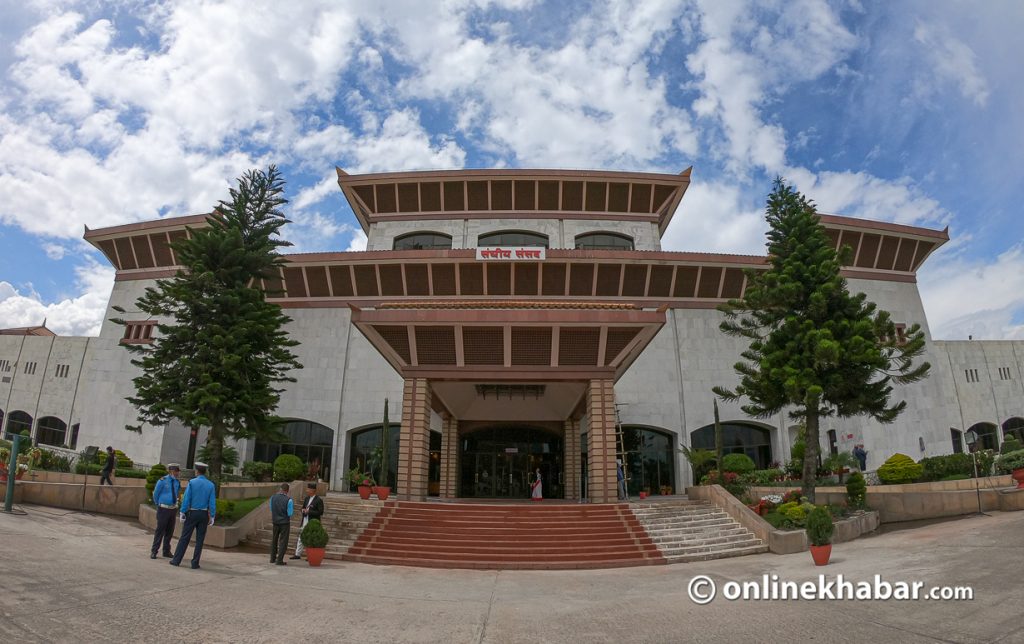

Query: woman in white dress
left=530, top=468, right=543, bottom=501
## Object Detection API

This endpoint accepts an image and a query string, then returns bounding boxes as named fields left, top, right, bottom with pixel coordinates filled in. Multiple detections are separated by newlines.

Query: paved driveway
left=1, top=503, right=1022, bottom=643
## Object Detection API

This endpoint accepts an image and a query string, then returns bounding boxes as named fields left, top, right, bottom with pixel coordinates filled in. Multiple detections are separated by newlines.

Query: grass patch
left=216, top=497, right=267, bottom=525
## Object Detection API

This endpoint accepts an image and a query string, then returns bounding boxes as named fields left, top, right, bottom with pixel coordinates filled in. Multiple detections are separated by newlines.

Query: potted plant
left=299, top=518, right=329, bottom=567
left=805, top=505, right=835, bottom=566
left=347, top=467, right=374, bottom=500
left=995, top=449, right=1024, bottom=489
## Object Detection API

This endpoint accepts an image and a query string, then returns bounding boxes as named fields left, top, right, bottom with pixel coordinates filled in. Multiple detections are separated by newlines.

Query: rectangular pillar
left=397, top=378, right=431, bottom=501
left=440, top=414, right=459, bottom=499
left=563, top=418, right=581, bottom=500
left=586, top=379, right=617, bottom=503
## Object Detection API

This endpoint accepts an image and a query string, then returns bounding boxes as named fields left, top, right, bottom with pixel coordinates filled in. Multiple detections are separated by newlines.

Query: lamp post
left=963, top=429, right=989, bottom=517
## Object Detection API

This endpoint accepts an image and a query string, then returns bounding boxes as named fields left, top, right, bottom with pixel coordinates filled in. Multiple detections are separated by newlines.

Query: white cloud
left=663, top=180, right=765, bottom=255
left=42, top=242, right=66, bottom=260
left=0, top=259, right=114, bottom=336
left=919, top=244, right=1024, bottom=340
left=912, top=21, right=989, bottom=107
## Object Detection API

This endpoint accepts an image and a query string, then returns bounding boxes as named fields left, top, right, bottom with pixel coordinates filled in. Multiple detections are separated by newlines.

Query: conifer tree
left=115, top=166, right=302, bottom=485
left=713, top=179, right=930, bottom=503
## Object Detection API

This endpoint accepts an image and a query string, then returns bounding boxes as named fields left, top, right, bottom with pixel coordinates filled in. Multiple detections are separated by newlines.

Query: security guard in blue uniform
left=169, top=462, right=216, bottom=569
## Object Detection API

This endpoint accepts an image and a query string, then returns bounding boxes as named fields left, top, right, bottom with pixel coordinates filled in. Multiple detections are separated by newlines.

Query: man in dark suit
left=291, top=482, right=324, bottom=560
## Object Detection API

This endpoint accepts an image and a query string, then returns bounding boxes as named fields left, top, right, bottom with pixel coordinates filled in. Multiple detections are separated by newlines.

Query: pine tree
left=115, top=166, right=302, bottom=486
left=713, top=179, right=930, bottom=503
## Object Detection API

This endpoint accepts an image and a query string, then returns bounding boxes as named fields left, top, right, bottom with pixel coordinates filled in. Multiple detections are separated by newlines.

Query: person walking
left=99, top=446, right=116, bottom=485
left=150, top=463, right=181, bottom=559
left=269, top=483, right=294, bottom=565
left=169, top=461, right=216, bottom=570
left=291, top=482, right=324, bottom=560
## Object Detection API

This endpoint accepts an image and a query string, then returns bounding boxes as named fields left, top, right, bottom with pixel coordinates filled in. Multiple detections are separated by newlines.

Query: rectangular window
left=121, top=321, right=156, bottom=344
left=964, top=368, right=980, bottom=383
left=24, top=361, right=37, bottom=375
left=55, top=364, right=70, bottom=378
left=998, top=367, right=1012, bottom=380
left=951, top=428, right=963, bottom=454
left=0, top=359, right=9, bottom=372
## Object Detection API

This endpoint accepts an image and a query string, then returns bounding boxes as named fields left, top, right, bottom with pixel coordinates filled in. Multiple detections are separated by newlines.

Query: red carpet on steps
left=342, top=500, right=666, bottom=570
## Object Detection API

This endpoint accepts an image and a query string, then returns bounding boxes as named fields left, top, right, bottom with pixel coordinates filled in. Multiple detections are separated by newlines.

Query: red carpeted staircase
left=343, top=500, right=665, bottom=570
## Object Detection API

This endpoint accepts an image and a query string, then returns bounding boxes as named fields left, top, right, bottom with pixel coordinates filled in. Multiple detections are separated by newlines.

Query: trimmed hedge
left=242, top=460, right=273, bottom=482
left=720, top=453, right=756, bottom=475
left=919, top=453, right=973, bottom=482
left=877, top=453, right=923, bottom=485
left=846, top=471, right=866, bottom=508
left=74, top=462, right=148, bottom=479
left=273, top=454, right=304, bottom=482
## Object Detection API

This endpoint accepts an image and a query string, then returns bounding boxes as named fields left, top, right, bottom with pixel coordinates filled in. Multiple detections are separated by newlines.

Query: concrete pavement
left=1, top=503, right=1022, bottom=643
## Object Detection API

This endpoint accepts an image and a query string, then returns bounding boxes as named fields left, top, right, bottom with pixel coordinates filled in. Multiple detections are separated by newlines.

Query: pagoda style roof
left=335, top=167, right=692, bottom=236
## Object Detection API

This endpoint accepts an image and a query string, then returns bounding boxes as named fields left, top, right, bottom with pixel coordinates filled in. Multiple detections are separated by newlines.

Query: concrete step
left=664, top=542, right=769, bottom=563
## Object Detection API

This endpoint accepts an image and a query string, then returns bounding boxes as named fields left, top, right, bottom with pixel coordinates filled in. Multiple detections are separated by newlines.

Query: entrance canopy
left=350, top=301, right=666, bottom=383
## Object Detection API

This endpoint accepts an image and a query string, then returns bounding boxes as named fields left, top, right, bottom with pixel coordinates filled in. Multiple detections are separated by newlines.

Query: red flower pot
left=638, top=491, right=648, bottom=499
left=1012, top=468, right=1024, bottom=490
left=357, top=485, right=372, bottom=500
left=809, top=544, right=832, bottom=566
left=306, top=547, right=325, bottom=567
left=374, top=486, right=391, bottom=501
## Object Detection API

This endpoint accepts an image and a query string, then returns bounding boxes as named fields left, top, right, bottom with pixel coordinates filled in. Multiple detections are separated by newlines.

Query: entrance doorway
left=460, top=425, right=563, bottom=499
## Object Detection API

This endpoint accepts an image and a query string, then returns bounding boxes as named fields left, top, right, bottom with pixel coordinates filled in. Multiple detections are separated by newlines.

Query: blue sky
left=0, top=0, right=1022, bottom=339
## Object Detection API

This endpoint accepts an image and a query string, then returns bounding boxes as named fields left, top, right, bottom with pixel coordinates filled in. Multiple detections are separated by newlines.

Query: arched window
left=574, top=232, right=634, bottom=250
left=4, top=410, right=32, bottom=440
left=253, top=419, right=334, bottom=480
left=393, top=231, right=453, bottom=250
left=690, top=422, right=773, bottom=469
left=1004, top=417, right=1024, bottom=443
left=477, top=230, right=549, bottom=248
left=348, top=426, right=442, bottom=495
left=621, top=426, right=676, bottom=496
left=36, top=416, right=67, bottom=447
left=967, top=422, right=999, bottom=451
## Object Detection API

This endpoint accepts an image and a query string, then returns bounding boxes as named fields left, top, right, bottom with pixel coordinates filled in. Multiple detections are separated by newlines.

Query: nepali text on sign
left=475, top=246, right=547, bottom=261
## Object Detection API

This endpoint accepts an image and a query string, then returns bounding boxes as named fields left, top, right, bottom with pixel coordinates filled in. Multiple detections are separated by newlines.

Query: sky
left=0, top=0, right=1021, bottom=340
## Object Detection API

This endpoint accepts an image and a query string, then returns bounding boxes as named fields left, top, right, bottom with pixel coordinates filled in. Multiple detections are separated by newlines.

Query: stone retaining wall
left=751, top=475, right=1023, bottom=523
left=1, top=480, right=148, bottom=516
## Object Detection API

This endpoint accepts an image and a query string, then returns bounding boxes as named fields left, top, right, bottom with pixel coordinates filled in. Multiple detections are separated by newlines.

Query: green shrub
left=242, top=461, right=274, bottom=482
left=749, top=468, right=785, bottom=486
left=877, top=453, right=923, bottom=484
left=782, top=504, right=808, bottom=525
left=806, top=506, right=834, bottom=546
left=34, top=448, right=73, bottom=472
left=845, top=471, right=867, bottom=509
left=273, top=454, right=305, bottom=482
left=1000, top=437, right=1023, bottom=455
left=74, top=463, right=147, bottom=478
left=300, top=518, right=329, bottom=548
left=995, top=449, right=1024, bottom=475
left=720, top=453, right=756, bottom=475
left=146, top=464, right=168, bottom=499
left=919, top=453, right=974, bottom=482
left=216, top=498, right=236, bottom=517
left=115, top=468, right=149, bottom=479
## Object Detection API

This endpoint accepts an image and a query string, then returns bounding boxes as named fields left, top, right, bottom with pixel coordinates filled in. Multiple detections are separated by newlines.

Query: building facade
left=2, top=168, right=1022, bottom=499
